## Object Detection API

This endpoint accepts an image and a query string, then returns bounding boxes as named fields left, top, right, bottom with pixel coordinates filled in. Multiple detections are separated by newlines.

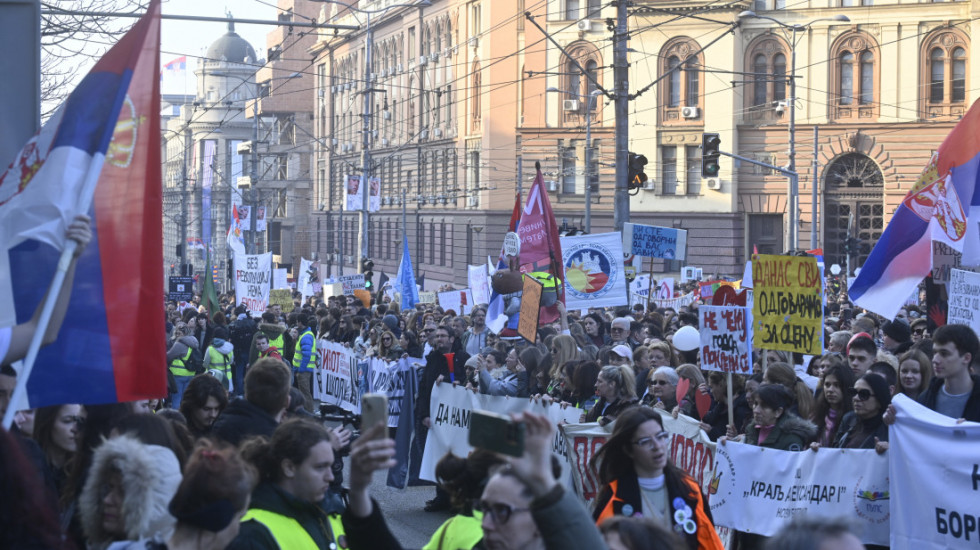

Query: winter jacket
left=534, top=485, right=609, bottom=550
left=211, top=397, right=280, bottom=447
left=228, top=482, right=402, bottom=550
left=248, top=322, right=288, bottom=367
left=701, top=394, right=751, bottom=440
left=478, top=367, right=529, bottom=397
left=79, top=436, right=182, bottom=550
left=416, top=349, right=470, bottom=421
left=918, top=374, right=980, bottom=422
left=585, top=397, right=639, bottom=426
left=744, top=412, right=816, bottom=451
left=832, top=411, right=889, bottom=449
left=165, top=335, right=199, bottom=363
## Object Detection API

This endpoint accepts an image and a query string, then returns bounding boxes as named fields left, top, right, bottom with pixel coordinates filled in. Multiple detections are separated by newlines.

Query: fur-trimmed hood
left=79, top=435, right=182, bottom=549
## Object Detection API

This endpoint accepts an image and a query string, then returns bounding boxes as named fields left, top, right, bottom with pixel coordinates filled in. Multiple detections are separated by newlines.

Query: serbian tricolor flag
left=0, top=1, right=164, bottom=409
left=851, top=99, right=980, bottom=319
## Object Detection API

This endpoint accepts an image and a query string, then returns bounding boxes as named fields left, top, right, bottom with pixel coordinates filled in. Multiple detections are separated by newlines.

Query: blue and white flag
left=394, top=239, right=418, bottom=310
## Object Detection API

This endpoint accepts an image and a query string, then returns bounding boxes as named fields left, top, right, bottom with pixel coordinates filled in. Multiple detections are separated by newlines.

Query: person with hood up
left=248, top=312, right=288, bottom=368
left=78, top=435, right=182, bottom=550
left=203, top=327, right=234, bottom=391
left=166, top=327, right=201, bottom=409
left=382, top=313, right=402, bottom=339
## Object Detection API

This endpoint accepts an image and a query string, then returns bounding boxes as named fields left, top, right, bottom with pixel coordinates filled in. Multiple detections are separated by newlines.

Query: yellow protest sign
left=751, top=254, right=823, bottom=355
left=268, top=289, right=295, bottom=313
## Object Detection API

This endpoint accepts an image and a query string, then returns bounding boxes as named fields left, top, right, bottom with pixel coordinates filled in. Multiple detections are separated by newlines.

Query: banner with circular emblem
left=560, top=232, right=628, bottom=309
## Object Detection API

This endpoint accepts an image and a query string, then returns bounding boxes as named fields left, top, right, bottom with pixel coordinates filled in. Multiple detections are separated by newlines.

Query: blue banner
left=623, top=223, right=688, bottom=260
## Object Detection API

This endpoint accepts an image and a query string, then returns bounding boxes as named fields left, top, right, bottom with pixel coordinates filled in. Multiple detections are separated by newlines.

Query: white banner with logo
left=710, top=441, right=889, bottom=545
left=420, top=384, right=582, bottom=487
left=234, top=252, right=272, bottom=314
left=560, top=232, right=629, bottom=309
left=314, top=339, right=361, bottom=413
left=889, top=394, right=980, bottom=549
left=438, top=289, right=476, bottom=316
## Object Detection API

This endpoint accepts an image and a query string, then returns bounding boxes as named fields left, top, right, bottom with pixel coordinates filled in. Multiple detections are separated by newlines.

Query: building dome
left=206, top=18, right=257, bottom=64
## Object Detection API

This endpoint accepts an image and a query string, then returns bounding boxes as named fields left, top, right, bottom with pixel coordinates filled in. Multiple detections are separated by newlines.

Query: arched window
left=773, top=53, right=786, bottom=101
left=586, top=59, right=598, bottom=103
left=930, top=48, right=945, bottom=102
left=919, top=28, right=969, bottom=119
left=471, top=61, right=481, bottom=131
left=560, top=41, right=602, bottom=124
left=831, top=31, right=879, bottom=120
left=744, top=35, right=790, bottom=119
left=753, top=54, right=768, bottom=106
left=659, top=37, right=704, bottom=124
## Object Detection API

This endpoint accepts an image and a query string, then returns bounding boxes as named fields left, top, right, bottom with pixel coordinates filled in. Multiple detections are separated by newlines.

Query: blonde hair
left=549, top=334, right=579, bottom=379
left=647, top=340, right=677, bottom=367
left=600, top=364, right=637, bottom=400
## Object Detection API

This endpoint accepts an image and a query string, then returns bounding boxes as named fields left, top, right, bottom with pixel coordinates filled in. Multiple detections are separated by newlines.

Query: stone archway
left=823, top=152, right=884, bottom=269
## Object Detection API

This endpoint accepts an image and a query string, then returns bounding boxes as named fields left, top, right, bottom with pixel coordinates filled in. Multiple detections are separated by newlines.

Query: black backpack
left=229, top=318, right=256, bottom=354
left=184, top=347, right=205, bottom=375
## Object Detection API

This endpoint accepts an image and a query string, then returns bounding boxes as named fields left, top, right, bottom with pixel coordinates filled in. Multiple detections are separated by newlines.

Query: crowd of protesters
left=3, top=250, right=979, bottom=550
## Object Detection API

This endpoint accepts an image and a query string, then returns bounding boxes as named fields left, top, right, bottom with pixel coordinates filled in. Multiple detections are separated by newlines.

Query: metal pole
left=811, top=125, right=819, bottom=249
left=357, top=13, right=374, bottom=270
left=517, top=155, right=523, bottom=198
left=788, top=25, right=798, bottom=251
left=249, top=100, right=258, bottom=254
left=612, top=0, right=629, bottom=231
left=585, top=92, right=596, bottom=233
left=180, top=129, right=189, bottom=274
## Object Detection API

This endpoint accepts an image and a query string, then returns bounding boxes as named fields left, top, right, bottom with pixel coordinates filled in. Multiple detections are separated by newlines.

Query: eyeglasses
left=632, top=432, right=671, bottom=450
left=474, top=501, right=531, bottom=525
left=423, top=328, right=434, bottom=333
left=648, top=380, right=670, bottom=386
left=854, top=388, right=874, bottom=401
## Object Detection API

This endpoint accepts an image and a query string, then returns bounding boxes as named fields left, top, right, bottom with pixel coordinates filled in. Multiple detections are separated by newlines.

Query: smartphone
left=360, top=393, right=388, bottom=439
left=469, top=410, right=525, bottom=457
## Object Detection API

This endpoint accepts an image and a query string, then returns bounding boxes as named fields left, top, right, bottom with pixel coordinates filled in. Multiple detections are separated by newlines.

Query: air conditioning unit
left=331, top=138, right=338, bottom=146
left=681, top=106, right=700, bottom=119
left=383, top=111, right=392, bottom=120
left=434, top=128, right=443, bottom=138
left=430, top=52, right=440, bottom=61
left=641, top=180, right=656, bottom=191
left=546, top=180, right=560, bottom=192
left=318, top=89, right=326, bottom=97
left=381, top=138, right=389, bottom=147
left=420, top=129, right=429, bottom=140
left=344, top=83, right=351, bottom=90
left=704, top=177, right=721, bottom=190
left=577, top=20, right=592, bottom=31
left=562, top=99, right=580, bottom=112
left=371, top=72, right=378, bottom=81
left=418, top=56, right=428, bottom=66
left=467, top=196, right=479, bottom=207
left=371, top=129, right=378, bottom=139
left=397, top=63, right=404, bottom=73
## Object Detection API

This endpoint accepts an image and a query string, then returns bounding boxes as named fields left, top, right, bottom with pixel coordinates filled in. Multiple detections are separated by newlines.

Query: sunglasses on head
left=854, top=388, right=875, bottom=401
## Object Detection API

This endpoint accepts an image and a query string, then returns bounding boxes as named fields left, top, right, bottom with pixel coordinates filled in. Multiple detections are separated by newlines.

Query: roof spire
left=225, top=9, right=235, bottom=33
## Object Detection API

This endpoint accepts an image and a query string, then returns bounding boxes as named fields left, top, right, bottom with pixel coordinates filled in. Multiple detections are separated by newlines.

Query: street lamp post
left=738, top=11, right=848, bottom=251
left=547, top=87, right=602, bottom=233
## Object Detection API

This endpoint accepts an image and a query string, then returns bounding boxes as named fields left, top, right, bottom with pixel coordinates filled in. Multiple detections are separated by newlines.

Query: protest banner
left=561, top=232, right=629, bottom=309
left=946, top=268, right=980, bottom=332
left=420, top=384, right=581, bottom=487
left=344, top=175, right=361, bottom=211
left=273, top=268, right=288, bottom=290
left=322, top=282, right=343, bottom=299
left=681, top=266, right=703, bottom=283
left=298, top=257, right=321, bottom=299
left=339, top=274, right=364, bottom=295
left=367, top=356, right=420, bottom=428
left=710, top=441, right=889, bottom=545
left=268, top=289, right=294, bottom=313
left=468, top=264, right=492, bottom=305
left=564, top=413, right=717, bottom=505
left=889, top=394, right=980, bottom=549
left=623, top=223, right=688, bottom=260
left=751, top=254, right=823, bottom=355
left=700, top=306, right=752, bottom=374
left=931, top=241, right=978, bottom=286
left=234, top=253, right=272, bottom=315
left=418, top=291, right=437, bottom=304
left=314, top=339, right=360, bottom=412
left=437, top=289, right=476, bottom=315
left=656, top=277, right=675, bottom=300
left=518, top=275, right=543, bottom=342
left=648, top=291, right=697, bottom=310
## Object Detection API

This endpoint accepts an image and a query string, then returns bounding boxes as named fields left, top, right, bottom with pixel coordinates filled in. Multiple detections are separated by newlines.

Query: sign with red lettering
left=751, top=254, right=823, bottom=355
left=700, top=305, right=753, bottom=373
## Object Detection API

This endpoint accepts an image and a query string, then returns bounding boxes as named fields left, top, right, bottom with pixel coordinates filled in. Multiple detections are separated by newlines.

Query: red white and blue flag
left=850, top=99, right=980, bottom=319
left=0, top=1, right=165, bottom=407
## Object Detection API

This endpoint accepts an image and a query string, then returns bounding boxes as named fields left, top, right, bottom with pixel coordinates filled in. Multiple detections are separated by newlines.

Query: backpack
left=185, top=347, right=205, bottom=375
left=229, top=318, right=256, bottom=354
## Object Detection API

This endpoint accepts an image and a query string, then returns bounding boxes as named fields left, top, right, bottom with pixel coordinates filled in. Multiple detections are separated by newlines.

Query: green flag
left=202, top=248, right=220, bottom=317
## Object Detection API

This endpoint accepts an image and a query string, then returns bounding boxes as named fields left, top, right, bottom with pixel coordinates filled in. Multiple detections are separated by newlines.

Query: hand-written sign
left=947, top=268, right=980, bottom=332
left=518, top=275, right=544, bottom=343
left=268, top=289, right=295, bottom=312
left=751, top=254, right=823, bottom=355
left=234, top=253, right=272, bottom=315
left=339, top=274, right=364, bottom=295
left=700, top=305, right=753, bottom=373
left=623, top=223, right=688, bottom=260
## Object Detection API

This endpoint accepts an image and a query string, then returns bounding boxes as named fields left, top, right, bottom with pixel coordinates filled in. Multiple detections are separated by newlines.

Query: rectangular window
left=662, top=146, right=677, bottom=195
left=562, top=140, right=578, bottom=194
left=587, top=0, right=601, bottom=17
left=685, top=63, right=699, bottom=107
left=749, top=214, right=783, bottom=255
left=446, top=85, right=453, bottom=126
left=686, top=145, right=701, bottom=195
left=565, top=0, right=580, bottom=20
left=408, top=27, right=416, bottom=60
left=440, top=223, right=447, bottom=266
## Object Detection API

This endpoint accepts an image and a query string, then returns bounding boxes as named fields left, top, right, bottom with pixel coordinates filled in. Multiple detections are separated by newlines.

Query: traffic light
left=361, top=258, right=375, bottom=289
left=627, top=152, right=648, bottom=190
left=701, top=133, right=721, bottom=178
left=843, top=237, right=861, bottom=256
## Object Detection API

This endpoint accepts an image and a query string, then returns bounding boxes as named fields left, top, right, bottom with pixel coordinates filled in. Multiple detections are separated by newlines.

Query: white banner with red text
left=889, top=394, right=980, bottom=549
left=420, top=383, right=582, bottom=487
left=313, top=339, right=361, bottom=413
left=710, top=441, right=889, bottom=545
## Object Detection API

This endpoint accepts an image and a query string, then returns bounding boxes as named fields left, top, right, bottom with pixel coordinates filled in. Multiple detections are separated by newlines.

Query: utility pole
left=613, top=0, right=629, bottom=231
left=180, top=128, right=190, bottom=274
left=249, top=100, right=259, bottom=254
left=357, top=13, right=375, bottom=271
left=787, top=24, right=798, bottom=251
left=811, top=125, right=819, bottom=250
left=585, top=90, right=600, bottom=233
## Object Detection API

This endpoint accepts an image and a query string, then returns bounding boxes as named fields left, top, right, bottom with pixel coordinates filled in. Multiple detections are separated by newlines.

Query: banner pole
left=726, top=372, right=734, bottom=432
left=645, top=256, right=654, bottom=312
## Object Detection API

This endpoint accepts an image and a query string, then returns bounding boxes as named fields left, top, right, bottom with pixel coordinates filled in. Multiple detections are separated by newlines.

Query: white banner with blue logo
left=710, top=441, right=889, bottom=545
left=888, top=394, right=980, bottom=549
left=560, top=232, right=629, bottom=309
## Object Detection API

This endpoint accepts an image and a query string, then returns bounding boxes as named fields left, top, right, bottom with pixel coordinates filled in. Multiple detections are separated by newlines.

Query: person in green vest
left=291, top=313, right=317, bottom=412
left=248, top=312, right=288, bottom=367
left=423, top=449, right=505, bottom=550
left=229, top=418, right=402, bottom=550
left=204, top=326, right=234, bottom=391
left=166, top=326, right=200, bottom=409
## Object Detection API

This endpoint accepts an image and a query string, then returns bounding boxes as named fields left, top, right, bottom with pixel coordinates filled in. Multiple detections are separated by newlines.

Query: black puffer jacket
left=744, top=412, right=816, bottom=451
left=210, top=398, right=279, bottom=447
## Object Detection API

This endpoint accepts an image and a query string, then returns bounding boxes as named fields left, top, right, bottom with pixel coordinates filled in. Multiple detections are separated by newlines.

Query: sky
left=159, top=0, right=278, bottom=96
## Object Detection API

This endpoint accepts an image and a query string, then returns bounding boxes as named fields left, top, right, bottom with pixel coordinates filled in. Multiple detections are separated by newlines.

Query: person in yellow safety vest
left=291, top=313, right=317, bottom=412
left=166, top=327, right=201, bottom=409
left=423, top=449, right=505, bottom=550
left=228, top=419, right=402, bottom=550
left=249, top=312, right=288, bottom=367
left=204, top=327, right=234, bottom=391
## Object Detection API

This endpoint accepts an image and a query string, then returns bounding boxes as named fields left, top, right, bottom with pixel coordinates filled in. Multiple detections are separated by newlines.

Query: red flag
left=444, top=352, right=455, bottom=382
left=508, top=192, right=521, bottom=231
left=516, top=165, right=564, bottom=324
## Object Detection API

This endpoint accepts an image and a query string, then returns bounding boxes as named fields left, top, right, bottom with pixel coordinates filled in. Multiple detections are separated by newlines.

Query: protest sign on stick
left=700, top=306, right=752, bottom=374
left=946, top=268, right=980, bottom=332
left=518, top=276, right=544, bottom=342
left=339, top=274, right=364, bottom=295
left=751, top=254, right=823, bottom=355
left=623, top=223, right=688, bottom=260
left=268, top=289, right=294, bottom=313
left=234, top=253, right=272, bottom=315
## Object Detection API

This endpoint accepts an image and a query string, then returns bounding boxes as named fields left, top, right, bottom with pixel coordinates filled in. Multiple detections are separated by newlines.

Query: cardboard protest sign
left=656, top=277, right=675, bottom=300
left=946, top=268, right=980, bottom=332
left=751, top=254, right=823, bottom=355
left=234, top=253, right=272, bottom=315
left=468, top=264, right=491, bottom=305
left=518, top=275, right=544, bottom=342
left=623, top=223, right=688, bottom=260
left=699, top=305, right=752, bottom=373
left=313, top=339, right=361, bottom=412
left=711, top=441, right=889, bottom=545
left=339, top=274, right=364, bottom=295
left=268, top=289, right=294, bottom=313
